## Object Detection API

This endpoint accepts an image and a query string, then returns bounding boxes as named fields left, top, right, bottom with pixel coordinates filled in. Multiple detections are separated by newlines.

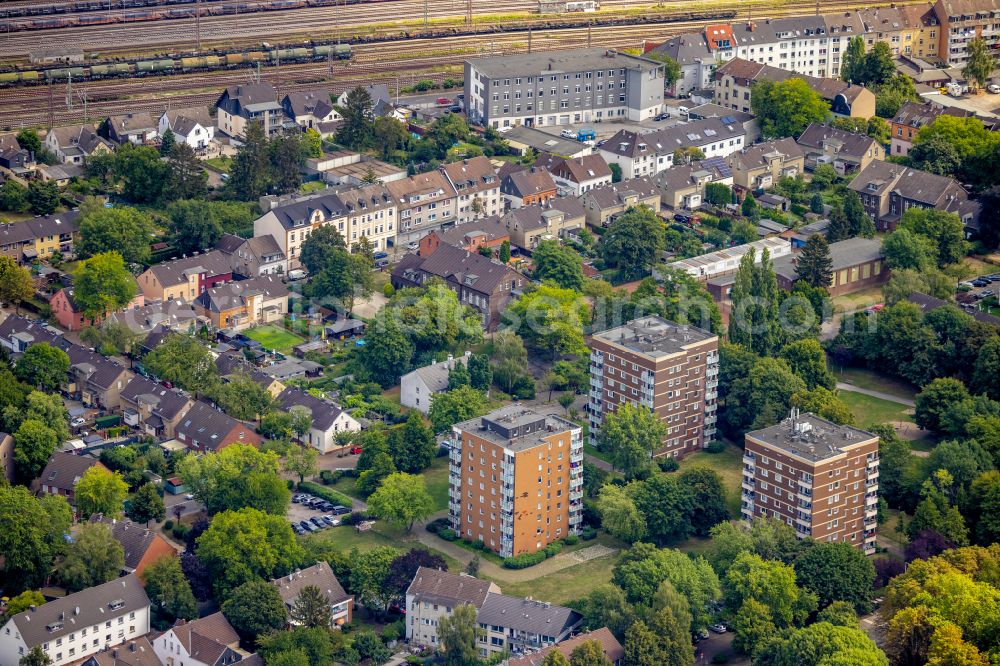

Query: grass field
left=840, top=391, right=914, bottom=428
left=676, top=442, right=745, bottom=518
left=498, top=551, right=620, bottom=606
left=329, top=456, right=451, bottom=512
left=833, top=366, right=917, bottom=401
left=244, top=325, right=306, bottom=353
left=204, top=156, right=231, bottom=174
left=304, top=520, right=462, bottom=569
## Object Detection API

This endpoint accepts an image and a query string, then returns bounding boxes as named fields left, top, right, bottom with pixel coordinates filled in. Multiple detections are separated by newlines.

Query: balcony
left=589, top=376, right=603, bottom=389
left=797, top=489, right=813, bottom=503
left=865, top=507, right=878, bottom=520
left=706, top=353, right=719, bottom=364
left=590, top=351, right=603, bottom=365
left=707, top=365, right=719, bottom=377
left=867, top=469, right=880, bottom=481
left=741, top=477, right=755, bottom=492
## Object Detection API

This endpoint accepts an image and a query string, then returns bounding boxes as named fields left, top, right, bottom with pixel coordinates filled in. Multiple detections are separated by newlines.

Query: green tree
left=72, top=251, right=137, bottom=322
left=704, top=182, right=732, bottom=206
left=972, top=337, right=1000, bottom=401
left=126, top=482, right=166, bottom=524
left=0, top=486, right=72, bottom=591
left=228, top=120, right=272, bottom=199
left=283, top=444, right=319, bottom=485
left=164, top=142, right=208, bottom=201
left=628, top=475, right=695, bottom=544
left=159, top=127, right=175, bottom=156
left=289, top=584, right=333, bottom=628
left=366, top=472, right=435, bottom=532
left=373, top=116, right=408, bottom=159
left=752, top=78, right=829, bottom=138
left=356, top=432, right=397, bottom=497
left=5, top=590, right=45, bottom=617
left=427, top=385, right=489, bottom=433
left=15, top=343, right=69, bottom=392
left=359, top=312, right=414, bottom=388
left=882, top=228, right=936, bottom=271
left=907, top=470, right=969, bottom=545
left=269, top=131, right=306, bottom=194
left=196, top=507, right=304, bottom=598
left=57, top=522, right=124, bottom=592
left=732, top=599, right=777, bottom=657
left=74, top=466, right=129, bottom=518
left=12, top=419, right=58, bottom=483
left=0, top=180, right=29, bottom=213
left=794, top=542, right=875, bottom=612
left=353, top=630, right=391, bottom=665
left=963, top=38, right=994, bottom=91
left=843, top=190, right=874, bottom=238
left=143, top=333, right=218, bottom=394
left=533, top=239, right=585, bottom=290
left=862, top=41, right=896, bottom=85
left=505, top=284, right=590, bottom=359
left=221, top=579, right=288, bottom=643
left=141, top=554, right=197, bottom=622
left=624, top=620, right=662, bottom=666
left=115, top=143, right=169, bottom=203
left=678, top=466, right=729, bottom=536
left=213, top=372, right=273, bottom=421
left=437, top=603, right=481, bottom=666
left=841, top=36, right=866, bottom=84
left=613, top=544, right=720, bottom=628
left=915, top=378, right=970, bottom=434
left=728, top=248, right=781, bottom=356
left=348, top=546, right=400, bottom=611
left=395, top=411, right=436, bottom=473
left=178, top=443, right=290, bottom=515
left=336, top=86, right=375, bottom=150
left=899, top=207, right=967, bottom=267
left=796, top=234, right=833, bottom=288
left=27, top=180, right=60, bottom=216
left=447, top=361, right=470, bottom=390
left=596, top=484, right=647, bottom=543
left=78, top=206, right=153, bottom=265
left=600, top=206, right=665, bottom=281
left=490, top=330, right=528, bottom=393
left=542, top=651, right=570, bottom=666
left=19, top=647, right=52, bottom=666
left=597, top=403, right=666, bottom=479
left=780, top=338, right=836, bottom=390
left=0, top=256, right=34, bottom=313
left=467, top=353, right=493, bottom=392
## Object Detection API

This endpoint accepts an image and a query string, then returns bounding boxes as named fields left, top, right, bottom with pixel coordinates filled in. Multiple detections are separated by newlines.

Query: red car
left=436, top=97, right=451, bottom=105
left=349, top=446, right=363, bottom=455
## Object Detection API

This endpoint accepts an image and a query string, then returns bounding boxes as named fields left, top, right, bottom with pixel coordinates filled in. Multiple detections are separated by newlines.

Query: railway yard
left=2, top=0, right=918, bottom=129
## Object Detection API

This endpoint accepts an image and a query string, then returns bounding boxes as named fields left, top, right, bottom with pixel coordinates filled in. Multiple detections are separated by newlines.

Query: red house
left=50, top=286, right=145, bottom=331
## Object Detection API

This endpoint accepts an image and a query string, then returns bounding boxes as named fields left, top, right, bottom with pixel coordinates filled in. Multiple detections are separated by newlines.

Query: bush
left=298, top=481, right=354, bottom=508
left=581, top=526, right=597, bottom=540
left=172, top=524, right=189, bottom=540
left=543, top=541, right=563, bottom=557
left=712, top=653, right=730, bottom=664
left=381, top=620, right=404, bottom=643
left=511, top=375, right=536, bottom=400
left=657, top=456, right=680, bottom=472
left=383, top=283, right=395, bottom=298
left=438, top=528, right=458, bottom=541
left=163, top=520, right=174, bottom=530
left=704, top=440, right=727, bottom=454
left=563, top=534, right=579, bottom=545
left=343, top=511, right=370, bottom=526
left=426, top=518, right=451, bottom=535
left=319, top=469, right=346, bottom=485
left=472, top=540, right=488, bottom=552
left=503, top=552, right=547, bottom=569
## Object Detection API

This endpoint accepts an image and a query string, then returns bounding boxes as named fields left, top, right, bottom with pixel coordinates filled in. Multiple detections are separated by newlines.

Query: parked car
left=321, top=515, right=339, bottom=526
left=310, top=517, right=327, bottom=529
left=709, top=624, right=727, bottom=634
left=989, top=84, right=1000, bottom=94
left=406, top=241, right=419, bottom=251
left=300, top=520, right=317, bottom=532
left=349, top=446, right=363, bottom=455
left=449, top=104, right=462, bottom=113
left=332, top=505, right=351, bottom=515
left=436, top=97, right=452, bottom=105
left=560, top=128, right=576, bottom=139
left=655, top=113, right=669, bottom=121
left=185, top=493, right=194, bottom=500
left=292, top=523, right=305, bottom=535
left=70, top=416, right=86, bottom=428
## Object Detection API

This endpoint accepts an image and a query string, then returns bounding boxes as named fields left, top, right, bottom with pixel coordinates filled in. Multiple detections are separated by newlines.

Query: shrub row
left=501, top=539, right=565, bottom=569
left=298, top=481, right=354, bottom=508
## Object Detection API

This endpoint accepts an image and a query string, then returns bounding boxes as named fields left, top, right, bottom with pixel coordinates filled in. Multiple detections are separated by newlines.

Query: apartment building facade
left=465, top=48, right=664, bottom=129
left=386, top=171, right=459, bottom=246
left=741, top=410, right=879, bottom=554
left=934, top=0, right=1000, bottom=67
left=588, top=316, right=719, bottom=457
left=448, top=407, right=584, bottom=558
left=439, top=156, right=502, bottom=225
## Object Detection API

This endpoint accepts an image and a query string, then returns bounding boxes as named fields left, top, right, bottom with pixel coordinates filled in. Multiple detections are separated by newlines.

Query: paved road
left=835, top=382, right=915, bottom=407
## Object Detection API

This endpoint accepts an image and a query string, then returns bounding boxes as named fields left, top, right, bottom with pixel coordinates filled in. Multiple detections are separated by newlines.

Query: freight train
left=0, top=43, right=352, bottom=85
left=0, top=0, right=342, bottom=22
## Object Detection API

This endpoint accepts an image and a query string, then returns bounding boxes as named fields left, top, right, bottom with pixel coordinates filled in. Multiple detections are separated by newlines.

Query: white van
left=560, top=128, right=576, bottom=139
left=287, top=269, right=307, bottom=281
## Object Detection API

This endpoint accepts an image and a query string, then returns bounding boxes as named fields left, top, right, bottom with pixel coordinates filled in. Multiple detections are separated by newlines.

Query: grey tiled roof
left=91, top=516, right=171, bottom=571
left=39, top=451, right=103, bottom=492
left=476, top=593, right=581, bottom=636
left=584, top=177, right=659, bottom=209
left=393, top=242, right=521, bottom=296
left=120, top=376, right=192, bottom=421
left=271, top=561, right=352, bottom=607
left=276, top=386, right=346, bottom=431
left=406, top=567, right=496, bottom=608
left=9, top=574, right=148, bottom=648
left=146, top=250, right=232, bottom=289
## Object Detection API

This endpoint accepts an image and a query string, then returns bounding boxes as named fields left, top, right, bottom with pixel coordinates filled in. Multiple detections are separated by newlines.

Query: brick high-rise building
left=448, top=406, right=583, bottom=558
left=588, top=316, right=719, bottom=458
left=741, top=410, right=879, bottom=554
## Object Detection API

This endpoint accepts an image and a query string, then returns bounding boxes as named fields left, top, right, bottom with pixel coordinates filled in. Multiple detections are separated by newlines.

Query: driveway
left=164, top=492, right=204, bottom=519
left=695, top=632, right=744, bottom=666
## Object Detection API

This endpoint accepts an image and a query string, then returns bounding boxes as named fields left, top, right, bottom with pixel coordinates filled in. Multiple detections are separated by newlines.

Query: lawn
left=880, top=509, right=909, bottom=550
left=304, top=521, right=462, bottom=569
left=839, top=391, right=914, bottom=429
left=204, top=156, right=231, bottom=173
left=676, top=441, right=745, bottom=518
left=329, top=456, right=451, bottom=512
left=832, top=366, right=918, bottom=401
left=498, top=549, right=621, bottom=606
left=829, top=286, right=884, bottom=313
left=244, top=325, right=306, bottom=353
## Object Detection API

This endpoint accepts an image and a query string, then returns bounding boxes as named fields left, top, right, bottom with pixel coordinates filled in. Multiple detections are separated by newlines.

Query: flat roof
left=746, top=411, right=877, bottom=463
left=454, top=405, right=579, bottom=453
left=467, top=47, right=659, bottom=78
left=591, top=315, right=716, bottom=359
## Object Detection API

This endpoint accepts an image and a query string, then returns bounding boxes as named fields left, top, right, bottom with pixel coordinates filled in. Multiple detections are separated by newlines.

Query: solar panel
left=721, top=115, right=736, bottom=124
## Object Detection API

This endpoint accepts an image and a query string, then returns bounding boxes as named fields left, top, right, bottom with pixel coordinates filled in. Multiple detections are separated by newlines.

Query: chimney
left=447, top=354, right=454, bottom=369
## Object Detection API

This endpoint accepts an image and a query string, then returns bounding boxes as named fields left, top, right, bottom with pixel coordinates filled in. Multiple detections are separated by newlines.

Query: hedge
left=501, top=537, right=570, bottom=569
left=298, top=481, right=354, bottom=508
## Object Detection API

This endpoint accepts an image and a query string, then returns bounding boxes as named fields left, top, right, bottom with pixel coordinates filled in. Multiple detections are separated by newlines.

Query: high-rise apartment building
left=588, top=316, right=719, bottom=458
left=448, top=406, right=583, bottom=558
left=741, top=410, right=879, bottom=554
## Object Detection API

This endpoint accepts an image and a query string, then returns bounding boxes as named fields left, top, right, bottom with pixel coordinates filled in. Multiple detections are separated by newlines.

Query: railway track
left=0, top=0, right=902, bottom=128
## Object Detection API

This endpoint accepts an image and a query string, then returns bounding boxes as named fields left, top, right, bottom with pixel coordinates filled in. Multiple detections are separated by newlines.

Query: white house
left=158, top=107, right=215, bottom=150
left=152, top=612, right=254, bottom=666
left=276, top=387, right=360, bottom=453
left=400, top=352, right=471, bottom=414
left=271, top=562, right=353, bottom=627
left=0, top=575, right=150, bottom=666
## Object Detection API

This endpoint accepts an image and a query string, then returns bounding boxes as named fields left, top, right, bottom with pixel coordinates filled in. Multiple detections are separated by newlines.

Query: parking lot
left=959, top=271, right=1000, bottom=315
left=287, top=492, right=353, bottom=536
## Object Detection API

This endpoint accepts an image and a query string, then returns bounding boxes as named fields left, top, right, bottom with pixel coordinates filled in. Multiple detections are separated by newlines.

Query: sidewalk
left=835, top=382, right=915, bottom=407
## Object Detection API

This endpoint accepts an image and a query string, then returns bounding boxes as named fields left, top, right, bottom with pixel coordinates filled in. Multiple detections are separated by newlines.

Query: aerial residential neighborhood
left=1, top=1, right=1000, bottom=665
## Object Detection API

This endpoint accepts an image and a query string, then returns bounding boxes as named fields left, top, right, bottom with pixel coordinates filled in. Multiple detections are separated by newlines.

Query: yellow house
left=900, top=3, right=941, bottom=61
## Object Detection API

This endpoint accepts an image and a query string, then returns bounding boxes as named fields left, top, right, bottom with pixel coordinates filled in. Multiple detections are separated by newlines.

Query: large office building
left=448, top=406, right=583, bottom=558
left=588, top=316, right=719, bottom=458
left=742, top=410, right=879, bottom=554
left=464, top=48, right=665, bottom=130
